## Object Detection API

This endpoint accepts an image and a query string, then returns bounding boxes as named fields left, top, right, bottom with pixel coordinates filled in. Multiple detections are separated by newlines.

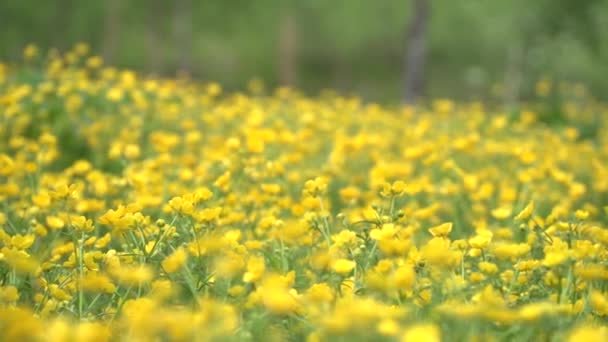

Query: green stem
left=389, top=195, right=396, bottom=217
left=279, top=238, right=288, bottom=273
left=317, top=196, right=332, bottom=247
left=461, top=256, right=465, bottom=280
left=148, top=214, right=178, bottom=258
left=111, top=286, right=133, bottom=323
left=78, top=232, right=85, bottom=320
left=181, top=265, right=200, bottom=307
left=84, top=293, right=104, bottom=315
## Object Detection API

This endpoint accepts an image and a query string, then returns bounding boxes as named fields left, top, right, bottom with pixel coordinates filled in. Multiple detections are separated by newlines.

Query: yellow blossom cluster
left=0, top=43, right=607, bottom=341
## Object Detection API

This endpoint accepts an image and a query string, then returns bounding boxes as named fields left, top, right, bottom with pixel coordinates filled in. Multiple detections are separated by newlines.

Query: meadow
left=0, top=44, right=607, bottom=341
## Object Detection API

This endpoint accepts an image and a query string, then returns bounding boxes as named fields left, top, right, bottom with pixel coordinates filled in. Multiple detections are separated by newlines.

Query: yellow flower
left=377, top=319, right=400, bottom=336
left=49, top=284, right=72, bottom=301
left=391, top=180, right=407, bottom=195
left=214, top=253, right=246, bottom=278
left=515, top=200, right=534, bottom=221
left=74, top=322, right=112, bottom=342
left=227, top=285, right=246, bottom=297
left=194, top=187, right=213, bottom=202
left=382, top=180, right=408, bottom=197
left=162, top=247, right=188, bottom=273
left=589, top=291, right=608, bottom=316
left=567, top=325, right=608, bottom=342
left=370, top=223, right=397, bottom=241
left=543, top=251, right=568, bottom=267
left=428, top=222, right=452, bottom=238
left=196, top=207, right=222, bottom=222
left=261, top=183, right=282, bottom=195
left=492, top=243, right=530, bottom=259
left=94, top=233, right=112, bottom=249
left=23, top=44, right=38, bottom=59
left=71, top=215, right=94, bottom=233
left=575, top=264, right=608, bottom=281
left=421, top=237, right=461, bottom=268
left=575, top=209, right=590, bottom=221
left=332, top=229, right=358, bottom=247
left=261, top=275, right=299, bottom=315
left=123, top=144, right=141, bottom=159
left=46, top=216, right=65, bottom=230
left=479, top=261, right=499, bottom=275
left=401, top=323, right=440, bottom=342
left=0, top=285, right=19, bottom=302
left=243, top=255, right=266, bottom=283
left=305, top=283, right=334, bottom=303
left=50, top=184, right=77, bottom=200
left=46, top=319, right=71, bottom=342
left=4, top=41, right=608, bottom=340
left=332, top=259, right=356, bottom=275
left=106, top=87, right=124, bottom=102
left=81, top=272, right=116, bottom=294
left=393, top=264, right=416, bottom=290
left=491, top=206, right=512, bottom=219
left=304, top=177, right=328, bottom=197
left=339, top=186, right=361, bottom=202
left=468, top=231, right=493, bottom=249
left=110, top=265, right=154, bottom=286
left=2, top=248, right=39, bottom=275
left=362, top=206, right=380, bottom=221
left=10, top=234, right=35, bottom=250
left=168, top=196, right=194, bottom=215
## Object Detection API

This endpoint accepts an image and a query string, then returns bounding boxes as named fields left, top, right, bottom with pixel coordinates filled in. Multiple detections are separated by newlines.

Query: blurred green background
left=1, top=0, right=607, bottom=102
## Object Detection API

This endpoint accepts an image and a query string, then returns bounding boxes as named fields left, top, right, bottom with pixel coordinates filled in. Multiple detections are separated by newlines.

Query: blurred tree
left=278, top=6, right=298, bottom=86
left=146, top=0, right=164, bottom=73
left=102, top=0, right=122, bottom=63
left=174, top=0, right=193, bottom=74
left=501, top=0, right=603, bottom=106
left=404, top=0, right=430, bottom=104
left=1, top=0, right=608, bottom=102
left=52, top=0, right=72, bottom=50
left=532, top=0, right=601, bottom=51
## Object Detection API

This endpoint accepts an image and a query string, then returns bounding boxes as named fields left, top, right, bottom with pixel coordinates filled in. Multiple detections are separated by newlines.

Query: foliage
left=1, top=1, right=608, bottom=101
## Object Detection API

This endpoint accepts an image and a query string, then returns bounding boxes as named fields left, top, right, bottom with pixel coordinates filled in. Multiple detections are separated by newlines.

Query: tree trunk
left=403, top=0, right=430, bottom=104
left=102, top=0, right=121, bottom=64
left=146, top=0, right=164, bottom=73
left=278, top=11, right=297, bottom=86
left=504, top=43, right=526, bottom=107
left=174, top=0, right=193, bottom=75
left=52, top=0, right=72, bottom=50
left=332, top=55, right=352, bottom=93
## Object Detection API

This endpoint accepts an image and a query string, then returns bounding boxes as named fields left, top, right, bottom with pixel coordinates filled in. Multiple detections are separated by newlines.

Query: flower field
left=1, top=44, right=608, bottom=341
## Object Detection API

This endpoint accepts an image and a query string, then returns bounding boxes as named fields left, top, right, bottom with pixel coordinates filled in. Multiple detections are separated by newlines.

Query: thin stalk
left=78, top=232, right=85, bottom=320
left=317, top=196, right=332, bottom=247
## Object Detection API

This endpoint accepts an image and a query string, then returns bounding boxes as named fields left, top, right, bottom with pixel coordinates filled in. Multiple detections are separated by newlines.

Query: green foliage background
left=1, top=0, right=607, bottom=102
